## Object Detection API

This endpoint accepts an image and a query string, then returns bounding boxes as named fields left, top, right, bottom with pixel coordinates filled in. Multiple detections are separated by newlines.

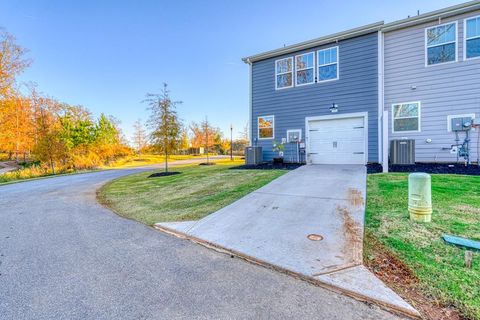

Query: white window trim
left=391, top=101, right=421, bottom=134
left=464, top=15, right=480, bottom=61
left=294, top=52, right=315, bottom=87
left=425, top=21, right=458, bottom=67
left=447, top=113, right=476, bottom=132
left=317, top=46, right=339, bottom=82
left=275, top=57, right=293, bottom=90
left=257, top=115, right=275, bottom=140
left=286, top=129, right=302, bottom=142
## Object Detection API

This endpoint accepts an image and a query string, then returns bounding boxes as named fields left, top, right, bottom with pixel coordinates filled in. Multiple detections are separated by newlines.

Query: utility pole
left=230, top=123, right=233, bottom=161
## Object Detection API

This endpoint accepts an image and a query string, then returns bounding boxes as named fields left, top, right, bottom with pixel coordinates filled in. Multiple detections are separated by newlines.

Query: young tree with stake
left=144, top=83, right=182, bottom=173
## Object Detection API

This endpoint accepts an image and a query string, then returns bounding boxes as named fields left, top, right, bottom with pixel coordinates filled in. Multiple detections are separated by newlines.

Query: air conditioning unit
left=390, top=140, right=415, bottom=165
left=245, top=146, right=263, bottom=165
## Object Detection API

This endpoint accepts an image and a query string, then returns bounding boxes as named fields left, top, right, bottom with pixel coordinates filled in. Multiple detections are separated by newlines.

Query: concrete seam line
left=153, top=224, right=420, bottom=319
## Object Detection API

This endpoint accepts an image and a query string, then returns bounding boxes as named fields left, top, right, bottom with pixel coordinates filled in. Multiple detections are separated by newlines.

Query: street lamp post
left=230, top=123, right=233, bottom=161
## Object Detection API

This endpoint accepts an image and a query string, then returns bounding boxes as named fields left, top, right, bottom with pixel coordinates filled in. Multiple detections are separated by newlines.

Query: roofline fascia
left=241, top=21, right=384, bottom=64
left=382, top=0, right=480, bottom=32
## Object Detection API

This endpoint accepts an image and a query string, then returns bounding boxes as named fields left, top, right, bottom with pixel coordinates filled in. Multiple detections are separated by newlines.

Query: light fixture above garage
left=330, top=103, right=339, bottom=113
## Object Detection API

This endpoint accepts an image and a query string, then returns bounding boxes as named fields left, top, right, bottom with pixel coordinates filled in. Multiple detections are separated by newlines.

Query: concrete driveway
left=156, top=165, right=419, bottom=318
left=0, top=161, right=402, bottom=320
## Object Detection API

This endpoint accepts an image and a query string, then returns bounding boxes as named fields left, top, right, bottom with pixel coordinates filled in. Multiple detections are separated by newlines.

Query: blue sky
left=1, top=0, right=464, bottom=141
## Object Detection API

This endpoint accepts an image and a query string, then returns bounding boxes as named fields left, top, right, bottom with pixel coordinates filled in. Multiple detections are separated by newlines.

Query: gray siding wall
left=384, top=10, right=480, bottom=163
left=251, top=33, right=379, bottom=163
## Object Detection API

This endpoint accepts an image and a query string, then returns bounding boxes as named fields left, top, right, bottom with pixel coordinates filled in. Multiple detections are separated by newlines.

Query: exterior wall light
left=330, top=103, right=339, bottom=113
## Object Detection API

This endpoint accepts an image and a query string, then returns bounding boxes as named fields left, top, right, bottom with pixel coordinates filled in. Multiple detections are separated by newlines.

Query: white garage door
left=307, top=116, right=366, bottom=165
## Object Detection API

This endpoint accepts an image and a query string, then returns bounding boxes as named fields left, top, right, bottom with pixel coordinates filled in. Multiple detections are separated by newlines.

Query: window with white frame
left=295, top=52, right=315, bottom=86
left=275, top=57, right=293, bottom=89
left=258, top=115, right=274, bottom=139
left=317, top=47, right=338, bottom=81
left=465, top=16, right=480, bottom=59
left=286, top=129, right=302, bottom=142
left=392, top=102, right=421, bottom=133
left=426, top=22, right=457, bottom=65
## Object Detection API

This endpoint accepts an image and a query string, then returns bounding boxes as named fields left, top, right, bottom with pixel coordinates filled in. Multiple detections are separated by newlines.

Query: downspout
left=378, top=30, right=388, bottom=172
left=247, top=58, right=253, bottom=146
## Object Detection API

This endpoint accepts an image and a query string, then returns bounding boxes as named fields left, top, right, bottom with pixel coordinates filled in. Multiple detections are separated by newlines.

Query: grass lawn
left=365, top=173, right=480, bottom=319
left=97, top=162, right=286, bottom=225
left=103, top=154, right=204, bottom=168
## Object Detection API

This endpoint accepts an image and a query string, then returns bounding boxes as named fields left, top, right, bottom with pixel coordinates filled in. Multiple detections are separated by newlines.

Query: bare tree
left=132, top=119, right=148, bottom=153
left=144, top=83, right=182, bottom=172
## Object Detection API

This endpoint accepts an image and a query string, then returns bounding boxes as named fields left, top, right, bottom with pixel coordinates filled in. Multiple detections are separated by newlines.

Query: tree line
left=1, top=28, right=249, bottom=177
left=0, top=29, right=130, bottom=173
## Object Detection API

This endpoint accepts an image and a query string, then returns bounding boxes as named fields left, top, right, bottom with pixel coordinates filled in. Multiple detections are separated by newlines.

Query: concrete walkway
left=156, top=165, right=420, bottom=318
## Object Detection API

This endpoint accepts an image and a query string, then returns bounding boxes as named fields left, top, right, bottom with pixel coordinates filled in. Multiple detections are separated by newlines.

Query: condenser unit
left=245, top=147, right=263, bottom=165
left=390, top=140, right=415, bottom=165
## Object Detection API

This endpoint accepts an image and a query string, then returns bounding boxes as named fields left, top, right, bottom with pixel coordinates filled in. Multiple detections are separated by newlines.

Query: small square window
left=287, top=129, right=302, bottom=143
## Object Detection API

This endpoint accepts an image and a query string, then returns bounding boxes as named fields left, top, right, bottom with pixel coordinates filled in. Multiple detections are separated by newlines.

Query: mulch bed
left=367, top=163, right=480, bottom=175
left=148, top=172, right=181, bottom=178
left=233, top=163, right=304, bottom=170
left=199, top=162, right=216, bottom=166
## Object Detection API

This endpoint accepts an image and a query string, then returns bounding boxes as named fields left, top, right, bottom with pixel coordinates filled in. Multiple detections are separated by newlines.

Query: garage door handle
left=309, top=129, right=319, bottom=132
left=353, top=152, right=364, bottom=154
left=353, top=126, right=364, bottom=129
left=309, top=153, right=318, bottom=155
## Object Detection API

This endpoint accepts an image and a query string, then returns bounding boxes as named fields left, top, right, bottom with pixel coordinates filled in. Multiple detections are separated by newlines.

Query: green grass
left=97, top=162, right=286, bottom=225
left=366, top=173, right=480, bottom=319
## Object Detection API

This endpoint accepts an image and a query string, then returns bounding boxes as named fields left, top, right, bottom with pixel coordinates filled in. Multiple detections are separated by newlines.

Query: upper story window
left=392, top=102, right=421, bottom=133
left=295, top=52, right=315, bottom=86
left=275, top=57, right=293, bottom=89
left=317, top=47, right=339, bottom=81
left=465, top=16, right=480, bottom=59
left=426, top=22, right=457, bottom=65
left=258, top=115, right=274, bottom=139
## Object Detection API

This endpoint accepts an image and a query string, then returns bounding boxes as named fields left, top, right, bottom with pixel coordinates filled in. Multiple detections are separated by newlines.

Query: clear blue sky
left=1, top=0, right=464, bottom=141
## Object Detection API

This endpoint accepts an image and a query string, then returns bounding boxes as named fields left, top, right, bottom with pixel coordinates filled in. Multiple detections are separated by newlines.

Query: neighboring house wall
left=384, top=10, right=480, bottom=163
left=251, top=33, right=379, bottom=163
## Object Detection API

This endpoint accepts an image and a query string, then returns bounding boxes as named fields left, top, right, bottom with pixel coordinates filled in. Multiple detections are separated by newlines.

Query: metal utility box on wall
left=390, top=139, right=415, bottom=165
left=451, top=117, right=473, bottom=131
left=245, top=147, right=263, bottom=165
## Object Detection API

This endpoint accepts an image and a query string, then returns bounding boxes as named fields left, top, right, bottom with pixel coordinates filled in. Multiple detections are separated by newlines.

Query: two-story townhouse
left=381, top=1, right=480, bottom=166
left=242, top=22, right=383, bottom=165
left=243, top=1, right=480, bottom=170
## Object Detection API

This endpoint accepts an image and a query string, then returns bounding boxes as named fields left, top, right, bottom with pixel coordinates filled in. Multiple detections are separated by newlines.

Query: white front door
left=307, top=116, right=366, bottom=165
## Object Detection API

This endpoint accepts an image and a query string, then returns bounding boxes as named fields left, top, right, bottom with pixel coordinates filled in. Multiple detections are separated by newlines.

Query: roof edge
left=242, top=21, right=384, bottom=64
left=382, top=0, right=480, bottom=32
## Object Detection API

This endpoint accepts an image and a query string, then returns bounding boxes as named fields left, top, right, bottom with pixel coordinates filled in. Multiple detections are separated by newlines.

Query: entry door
left=307, top=116, right=366, bottom=164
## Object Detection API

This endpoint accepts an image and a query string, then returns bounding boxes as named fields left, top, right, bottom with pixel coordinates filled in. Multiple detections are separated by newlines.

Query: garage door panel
left=307, top=116, right=366, bottom=165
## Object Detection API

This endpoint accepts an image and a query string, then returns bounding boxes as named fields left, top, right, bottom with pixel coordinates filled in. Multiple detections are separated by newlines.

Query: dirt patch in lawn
left=364, top=233, right=465, bottom=320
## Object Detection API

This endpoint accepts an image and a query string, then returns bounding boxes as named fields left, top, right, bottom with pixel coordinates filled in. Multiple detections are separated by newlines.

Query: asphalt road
left=0, top=160, right=403, bottom=320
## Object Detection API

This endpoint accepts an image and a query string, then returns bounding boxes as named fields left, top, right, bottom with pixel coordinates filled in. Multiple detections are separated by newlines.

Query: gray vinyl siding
left=251, top=32, right=379, bottom=163
left=384, top=10, right=480, bottom=163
